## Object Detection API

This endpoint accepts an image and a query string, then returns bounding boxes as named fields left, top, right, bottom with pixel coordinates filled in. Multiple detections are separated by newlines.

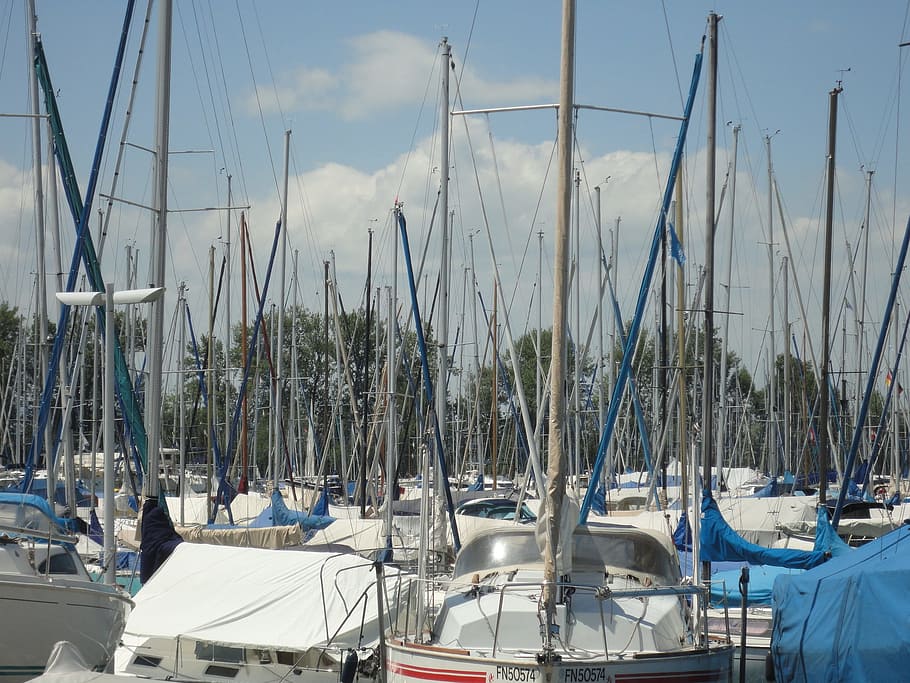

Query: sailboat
left=0, top=492, right=132, bottom=682
left=378, top=4, right=733, bottom=682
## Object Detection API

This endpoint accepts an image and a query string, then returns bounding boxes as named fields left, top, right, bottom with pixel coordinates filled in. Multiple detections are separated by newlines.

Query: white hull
left=386, top=639, right=733, bottom=683
left=0, top=574, right=131, bottom=682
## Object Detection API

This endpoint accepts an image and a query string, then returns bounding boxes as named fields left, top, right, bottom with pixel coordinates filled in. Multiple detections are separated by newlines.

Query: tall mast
left=323, top=260, right=330, bottom=474
left=700, top=11, right=719, bottom=584
left=537, top=228, right=544, bottom=461
left=855, top=169, right=874, bottom=464
left=595, top=184, right=604, bottom=435
left=717, top=124, right=739, bottom=479
left=26, top=0, right=52, bottom=497
left=470, top=233, right=481, bottom=473
left=573, top=170, right=581, bottom=489
left=145, top=0, right=172, bottom=499
left=544, top=0, right=575, bottom=646
left=178, top=283, right=186, bottom=525
left=385, top=204, right=400, bottom=554
left=224, top=174, right=232, bottom=485
left=206, top=247, right=214, bottom=520
left=274, top=130, right=290, bottom=487
left=675, top=171, right=688, bottom=511
left=765, top=133, right=777, bottom=478
left=818, top=84, right=842, bottom=507
left=360, top=228, right=372, bottom=516
left=782, top=256, right=791, bottom=472
left=239, top=214, right=249, bottom=492
left=436, top=37, right=452, bottom=486
left=491, top=284, right=498, bottom=489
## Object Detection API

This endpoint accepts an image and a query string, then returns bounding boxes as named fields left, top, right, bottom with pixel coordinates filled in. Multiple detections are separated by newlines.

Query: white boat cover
left=123, top=543, right=410, bottom=651
left=163, top=492, right=271, bottom=526
left=28, top=641, right=138, bottom=683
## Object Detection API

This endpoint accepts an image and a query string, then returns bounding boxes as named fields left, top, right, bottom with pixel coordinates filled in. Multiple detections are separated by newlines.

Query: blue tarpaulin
left=0, top=491, right=77, bottom=534
left=771, top=523, right=910, bottom=682
left=700, top=492, right=828, bottom=570
left=249, top=490, right=334, bottom=531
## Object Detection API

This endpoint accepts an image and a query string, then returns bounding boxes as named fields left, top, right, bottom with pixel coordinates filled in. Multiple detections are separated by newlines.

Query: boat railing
left=489, top=579, right=712, bottom=658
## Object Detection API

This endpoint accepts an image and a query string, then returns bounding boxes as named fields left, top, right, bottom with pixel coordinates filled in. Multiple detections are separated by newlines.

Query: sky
left=0, top=0, right=909, bottom=403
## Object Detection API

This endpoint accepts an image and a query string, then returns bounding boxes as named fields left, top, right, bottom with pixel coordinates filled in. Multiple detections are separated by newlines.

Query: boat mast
left=543, top=0, right=575, bottom=646
left=537, top=228, right=544, bottom=446
left=716, top=124, right=738, bottom=479
left=783, top=256, right=791, bottom=472
left=240, top=213, right=250, bottom=492
left=384, top=202, right=399, bottom=553
left=818, top=84, right=841, bottom=508
left=361, top=228, right=372, bottom=516
left=675, top=172, right=688, bottom=511
left=855, top=169, right=874, bottom=467
left=573, top=169, right=581, bottom=490
left=145, top=0, right=172, bottom=500
left=274, top=130, right=290, bottom=488
left=765, top=133, right=777, bottom=479
left=224, top=174, right=232, bottom=488
left=700, top=11, right=719, bottom=585
left=595, top=185, right=605, bottom=435
left=178, top=283, right=186, bottom=525
left=26, top=0, right=53, bottom=500
left=436, top=37, right=452, bottom=494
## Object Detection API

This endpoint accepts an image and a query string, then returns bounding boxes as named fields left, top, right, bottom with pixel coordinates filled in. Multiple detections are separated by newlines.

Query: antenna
left=836, top=67, right=851, bottom=88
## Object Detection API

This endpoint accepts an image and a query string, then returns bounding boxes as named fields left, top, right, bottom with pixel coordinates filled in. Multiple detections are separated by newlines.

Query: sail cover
left=771, top=523, right=910, bottom=682
left=699, top=493, right=828, bottom=570
left=124, top=542, right=411, bottom=651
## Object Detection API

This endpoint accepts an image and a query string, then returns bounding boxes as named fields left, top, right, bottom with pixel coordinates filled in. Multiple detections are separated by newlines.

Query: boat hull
left=0, top=575, right=131, bottom=682
left=386, top=640, right=734, bottom=683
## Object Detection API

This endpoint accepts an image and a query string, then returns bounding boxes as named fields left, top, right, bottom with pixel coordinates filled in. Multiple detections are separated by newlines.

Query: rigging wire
left=233, top=0, right=281, bottom=200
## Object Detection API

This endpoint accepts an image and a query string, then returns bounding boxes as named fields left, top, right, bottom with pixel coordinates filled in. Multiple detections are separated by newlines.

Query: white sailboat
left=379, top=3, right=734, bottom=682
left=0, top=493, right=132, bottom=682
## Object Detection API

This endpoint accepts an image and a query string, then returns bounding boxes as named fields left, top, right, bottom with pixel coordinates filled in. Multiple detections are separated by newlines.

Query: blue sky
left=0, top=1, right=908, bottom=396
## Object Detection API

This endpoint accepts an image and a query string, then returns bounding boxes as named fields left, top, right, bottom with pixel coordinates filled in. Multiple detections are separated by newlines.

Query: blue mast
left=579, top=48, right=703, bottom=524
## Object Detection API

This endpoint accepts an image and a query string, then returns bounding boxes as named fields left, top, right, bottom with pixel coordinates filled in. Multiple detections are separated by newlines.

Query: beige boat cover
left=175, top=523, right=302, bottom=548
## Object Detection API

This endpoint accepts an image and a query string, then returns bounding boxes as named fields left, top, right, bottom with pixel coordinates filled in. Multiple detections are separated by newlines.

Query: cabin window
left=132, top=655, right=163, bottom=668
left=276, top=651, right=298, bottom=666
left=204, top=665, right=239, bottom=678
left=38, top=552, right=79, bottom=575
left=194, top=642, right=245, bottom=663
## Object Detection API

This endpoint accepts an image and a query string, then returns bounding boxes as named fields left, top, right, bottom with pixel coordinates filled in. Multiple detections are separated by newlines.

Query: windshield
left=453, top=526, right=679, bottom=586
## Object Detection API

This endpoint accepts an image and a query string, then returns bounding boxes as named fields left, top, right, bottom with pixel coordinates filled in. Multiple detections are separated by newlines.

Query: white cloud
left=249, top=66, right=338, bottom=116
left=243, top=30, right=557, bottom=122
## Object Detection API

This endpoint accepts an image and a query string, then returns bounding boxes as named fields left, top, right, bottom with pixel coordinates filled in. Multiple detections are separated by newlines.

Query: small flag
left=886, top=370, right=904, bottom=394
left=668, top=221, right=686, bottom=266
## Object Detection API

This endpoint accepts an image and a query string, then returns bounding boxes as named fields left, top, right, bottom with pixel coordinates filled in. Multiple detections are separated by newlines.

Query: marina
left=0, top=2, right=910, bottom=683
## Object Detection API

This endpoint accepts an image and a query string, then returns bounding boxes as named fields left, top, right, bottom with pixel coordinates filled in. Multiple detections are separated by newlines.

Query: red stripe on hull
left=388, top=661, right=489, bottom=683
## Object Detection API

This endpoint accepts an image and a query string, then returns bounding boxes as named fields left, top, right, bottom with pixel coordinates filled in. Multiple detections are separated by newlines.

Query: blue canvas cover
left=708, top=563, right=794, bottom=607
left=771, top=523, right=910, bottom=682
left=0, top=491, right=77, bottom=535
left=812, top=506, right=852, bottom=558
left=673, top=511, right=692, bottom=551
left=699, top=492, right=828, bottom=569
left=253, top=490, right=334, bottom=531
